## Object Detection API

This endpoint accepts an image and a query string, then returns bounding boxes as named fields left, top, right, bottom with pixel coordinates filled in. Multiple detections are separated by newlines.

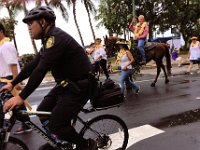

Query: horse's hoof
left=165, top=79, right=169, bottom=84
left=151, top=83, right=155, bottom=87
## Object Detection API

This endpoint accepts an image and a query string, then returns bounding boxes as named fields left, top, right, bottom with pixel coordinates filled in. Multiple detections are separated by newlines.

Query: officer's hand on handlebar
left=3, top=95, right=24, bottom=112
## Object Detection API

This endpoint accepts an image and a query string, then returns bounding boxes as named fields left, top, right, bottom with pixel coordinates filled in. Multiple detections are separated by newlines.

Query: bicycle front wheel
left=3, top=136, right=29, bottom=150
left=80, top=114, right=129, bottom=150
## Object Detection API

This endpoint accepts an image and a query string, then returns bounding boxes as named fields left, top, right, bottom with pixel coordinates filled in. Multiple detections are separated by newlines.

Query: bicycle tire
left=2, top=136, right=29, bottom=150
left=80, top=114, right=129, bottom=150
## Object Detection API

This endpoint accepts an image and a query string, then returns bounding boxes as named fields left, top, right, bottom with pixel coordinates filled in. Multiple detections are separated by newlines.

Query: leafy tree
left=0, top=0, right=23, bottom=53
left=0, top=17, right=17, bottom=39
left=97, top=0, right=200, bottom=48
left=161, top=0, right=200, bottom=48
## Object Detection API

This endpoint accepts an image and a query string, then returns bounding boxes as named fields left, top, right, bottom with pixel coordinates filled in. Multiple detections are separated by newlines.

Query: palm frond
left=49, top=0, right=68, bottom=22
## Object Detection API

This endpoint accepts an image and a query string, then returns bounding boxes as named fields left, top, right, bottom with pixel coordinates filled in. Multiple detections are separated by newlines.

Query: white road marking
left=127, top=124, right=165, bottom=148
left=36, top=86, right=53, bottom=91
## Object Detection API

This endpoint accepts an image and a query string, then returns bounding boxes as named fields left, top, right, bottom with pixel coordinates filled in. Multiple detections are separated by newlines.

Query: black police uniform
left=11, top=26, right=92, bottom=147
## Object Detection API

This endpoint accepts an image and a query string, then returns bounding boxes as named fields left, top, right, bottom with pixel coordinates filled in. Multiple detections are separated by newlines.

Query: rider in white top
left=94, top=47, right=107, bottom=61
left=187, top=36, right=200, bottom=73
left=94, top=38, right=110, bottom=79
left=189, top=41, right=200, bottom=60
left=0, top=41, right=20, bottom=78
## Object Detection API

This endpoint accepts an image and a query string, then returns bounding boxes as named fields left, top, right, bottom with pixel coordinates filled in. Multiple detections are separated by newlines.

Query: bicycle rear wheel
left=3, top=136, right=29, bottom=150
left=80, top=114, right=129, bottom=150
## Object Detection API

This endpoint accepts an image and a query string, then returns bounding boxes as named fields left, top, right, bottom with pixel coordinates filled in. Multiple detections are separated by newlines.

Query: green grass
left=107, top=57, right=120, bottom=70
left=180, top=50, right=188, bottom=55
left=112, top=65, right=119, bottom=70
left=107, top=57, right=116, bottom=63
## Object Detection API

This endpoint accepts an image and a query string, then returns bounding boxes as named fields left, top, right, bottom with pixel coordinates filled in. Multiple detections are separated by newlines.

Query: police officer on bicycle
left=1, top=6, right=97, bottom=150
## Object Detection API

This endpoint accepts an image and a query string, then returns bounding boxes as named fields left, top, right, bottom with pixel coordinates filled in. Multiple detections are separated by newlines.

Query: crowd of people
left=0, top=5, right=200, bottom=149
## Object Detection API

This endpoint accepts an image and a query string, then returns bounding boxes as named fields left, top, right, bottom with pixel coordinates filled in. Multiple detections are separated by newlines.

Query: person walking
left=129, top=15, right=149, bottom=65
left=1, top=6, right=97, bottom=150
left=115, top=40, right=140, bottom=95
left=94, top=38, right=110, bottom=80
left=171, top=48, right=182, bottom=67
left=0, top=22, right=32, bottom=134
left=187, top=36, right=200, bottom=74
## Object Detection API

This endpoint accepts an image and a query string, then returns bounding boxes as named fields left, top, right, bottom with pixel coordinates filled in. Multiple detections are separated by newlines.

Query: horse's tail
left=163, top=43, right=172, bottom=75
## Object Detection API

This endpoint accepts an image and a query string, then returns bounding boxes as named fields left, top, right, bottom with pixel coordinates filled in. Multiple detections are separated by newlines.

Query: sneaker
left=39, top=143, right=56, bottom=150
left=135, top=86, right=140, bottom=94
left=13, top=125, right=32, bottom=135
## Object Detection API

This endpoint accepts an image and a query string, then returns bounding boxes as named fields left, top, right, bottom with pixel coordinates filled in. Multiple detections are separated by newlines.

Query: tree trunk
left=23, top=1, right=38, bottom=54
left=12, top=31, right=18, bottom=53
left=148, top=22, right=153, bottom=40
left=85, top=4, right=96, bottom=41
left=73, top=2, right=84, bottom=47
left=6, top=5, right=18, bottom=54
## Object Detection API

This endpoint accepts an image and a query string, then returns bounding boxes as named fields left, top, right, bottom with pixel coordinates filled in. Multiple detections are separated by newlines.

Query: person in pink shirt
left=129, top=15, right=149, bottom=65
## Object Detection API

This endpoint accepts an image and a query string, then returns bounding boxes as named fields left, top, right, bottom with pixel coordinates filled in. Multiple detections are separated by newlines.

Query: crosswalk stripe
left=127, top=124, right=165, bottom=148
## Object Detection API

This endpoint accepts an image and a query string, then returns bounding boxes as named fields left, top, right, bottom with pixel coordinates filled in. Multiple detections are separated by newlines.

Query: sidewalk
left=29, top=54, right=198, bottom=85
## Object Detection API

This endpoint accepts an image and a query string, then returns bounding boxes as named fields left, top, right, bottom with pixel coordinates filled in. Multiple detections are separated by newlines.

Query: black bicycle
left=0, top=90, right=129, bottom=150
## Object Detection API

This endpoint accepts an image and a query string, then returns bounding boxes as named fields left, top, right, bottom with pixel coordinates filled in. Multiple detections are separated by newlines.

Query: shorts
left=190, top=59, right=200, bottom=64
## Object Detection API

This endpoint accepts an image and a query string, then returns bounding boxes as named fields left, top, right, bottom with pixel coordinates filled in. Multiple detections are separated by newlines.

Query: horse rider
left=129, top=15, right=149, bottom=65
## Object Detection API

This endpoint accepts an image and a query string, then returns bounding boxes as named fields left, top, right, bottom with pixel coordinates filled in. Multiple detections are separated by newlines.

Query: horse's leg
left=151, top=61, right=161, bottom=87
left=160, top=63, right=169, bottom=84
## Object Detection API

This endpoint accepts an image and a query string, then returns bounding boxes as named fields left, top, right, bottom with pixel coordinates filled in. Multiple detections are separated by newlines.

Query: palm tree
left=36, top=0, right=85, bottom=46
left=35, top=0, right=68, bottom=22
left=66, top=0, right=85, bottom=47
left=82, top=0, right=96, bottom=41
left=0, top=0, right=22, bottom=53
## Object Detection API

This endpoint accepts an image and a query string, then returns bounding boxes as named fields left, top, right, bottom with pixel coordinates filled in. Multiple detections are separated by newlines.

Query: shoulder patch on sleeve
left=45, top=36, right=55, bottom=49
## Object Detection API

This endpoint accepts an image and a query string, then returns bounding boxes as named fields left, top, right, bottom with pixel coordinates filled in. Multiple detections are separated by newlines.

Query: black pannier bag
left=89, top=75, right=124, bottom=109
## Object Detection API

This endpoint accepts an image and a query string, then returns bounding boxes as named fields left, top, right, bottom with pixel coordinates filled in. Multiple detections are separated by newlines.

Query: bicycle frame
left=2, top=109, right=99, bottom=150
left=0, top=91, right=128, bottom=150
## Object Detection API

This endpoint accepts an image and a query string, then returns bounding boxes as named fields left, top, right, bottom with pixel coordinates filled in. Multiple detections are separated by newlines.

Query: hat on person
left=116, top=40, right=129, bottom=45
left=95, top=38, right=102, bottom=41
left=190, top=36, right=198, bottom=40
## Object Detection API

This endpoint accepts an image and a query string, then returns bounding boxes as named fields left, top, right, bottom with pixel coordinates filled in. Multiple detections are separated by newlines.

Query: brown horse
left=104, top=36, right=172, bottom=87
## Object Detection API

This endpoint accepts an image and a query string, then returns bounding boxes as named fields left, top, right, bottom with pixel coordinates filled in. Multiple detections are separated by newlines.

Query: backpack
left=88, top=75, right=124, bottom=110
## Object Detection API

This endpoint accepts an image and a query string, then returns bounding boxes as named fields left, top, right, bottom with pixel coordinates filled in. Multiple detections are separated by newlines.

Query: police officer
left=1, top=6, right=97, bottom=150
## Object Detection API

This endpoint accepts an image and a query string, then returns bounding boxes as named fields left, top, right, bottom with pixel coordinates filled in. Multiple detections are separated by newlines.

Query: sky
left=0, top=1, right=108, bottom=55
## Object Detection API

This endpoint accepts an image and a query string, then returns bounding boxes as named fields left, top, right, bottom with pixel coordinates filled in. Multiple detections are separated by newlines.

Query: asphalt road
left=10, top=68, right=200, bottom=150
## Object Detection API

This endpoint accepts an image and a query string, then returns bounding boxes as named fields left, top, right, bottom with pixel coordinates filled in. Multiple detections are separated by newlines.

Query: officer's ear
left=39, top=18, right=47, bottom=27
